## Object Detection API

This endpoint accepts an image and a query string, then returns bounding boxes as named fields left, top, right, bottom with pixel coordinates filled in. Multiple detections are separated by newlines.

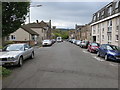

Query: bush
left=4, top=41, right=15, bottom=46
left=0, top=46, right=2, bottom=49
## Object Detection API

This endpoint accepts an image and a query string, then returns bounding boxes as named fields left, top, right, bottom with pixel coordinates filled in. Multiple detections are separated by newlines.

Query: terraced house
left=91, top=0, right=120, bottom=46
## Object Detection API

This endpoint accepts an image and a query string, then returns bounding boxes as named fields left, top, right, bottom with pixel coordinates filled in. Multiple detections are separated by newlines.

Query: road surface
left=3, top=42, right=118, bottom=88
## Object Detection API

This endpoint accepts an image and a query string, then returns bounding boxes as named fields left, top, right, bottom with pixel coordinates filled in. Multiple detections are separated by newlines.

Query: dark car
left=97, top=44, right=120, bottom=61
left=88, top=43, right=100, bottom=53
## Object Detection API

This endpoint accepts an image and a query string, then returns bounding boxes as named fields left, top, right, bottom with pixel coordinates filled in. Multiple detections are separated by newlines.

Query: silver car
left=42, top=40, right=52, bottom=46
left=75, top=40, right=82, bottom=46
left=0, top=43, right=34, bottom=67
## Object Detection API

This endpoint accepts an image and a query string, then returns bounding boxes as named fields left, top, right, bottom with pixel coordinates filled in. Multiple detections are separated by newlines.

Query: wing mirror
left=25, top=48, right=29, bottom=50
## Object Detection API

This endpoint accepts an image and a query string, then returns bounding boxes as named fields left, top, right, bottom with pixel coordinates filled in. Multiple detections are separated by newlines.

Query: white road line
left=93, top=56, right=105, bottom=62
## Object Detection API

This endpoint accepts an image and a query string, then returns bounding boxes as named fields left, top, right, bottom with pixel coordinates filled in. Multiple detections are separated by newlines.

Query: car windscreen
left=3, top=44, right=24, bottom=51
left=43, top=40, right=50, bottom=42
left=91, top=43, right=99, bottom=46
left=111, top=45, right=120, bottom=51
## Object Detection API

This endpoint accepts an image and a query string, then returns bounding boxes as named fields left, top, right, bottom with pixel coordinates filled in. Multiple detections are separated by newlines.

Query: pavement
left=2, top=41, right=118, bottom=88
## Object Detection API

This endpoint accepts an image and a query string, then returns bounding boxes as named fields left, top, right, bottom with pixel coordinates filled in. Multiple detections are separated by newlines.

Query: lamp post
left=29, top=4, right=42, bottom=23
left=28, top=4, right=42, bottom=45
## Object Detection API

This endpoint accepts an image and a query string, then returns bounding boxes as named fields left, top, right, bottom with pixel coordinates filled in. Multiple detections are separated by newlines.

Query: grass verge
left=0, top=66, right=12, bottom=77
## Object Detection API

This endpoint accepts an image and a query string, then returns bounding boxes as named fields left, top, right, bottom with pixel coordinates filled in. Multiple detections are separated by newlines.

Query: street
left=3, top=41, right=118, bottom=88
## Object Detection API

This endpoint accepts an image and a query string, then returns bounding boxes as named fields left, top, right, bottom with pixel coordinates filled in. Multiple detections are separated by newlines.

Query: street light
left=29, top=4, right=42, bottom=23
left=28, top=4, right=42, bottom=45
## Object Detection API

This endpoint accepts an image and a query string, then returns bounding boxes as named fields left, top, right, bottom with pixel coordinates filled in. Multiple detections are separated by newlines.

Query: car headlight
left=8, top=57, right=15, bottom=61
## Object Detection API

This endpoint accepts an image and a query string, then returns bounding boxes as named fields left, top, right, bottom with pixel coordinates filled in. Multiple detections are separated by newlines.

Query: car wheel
left=87, top=49, right=89, bottom=51
left=90, top=49, right=92, bottom=53
left=18, top=57, right=23, bottom=67
left=30, top=52, right=34, bottom=59
left=105, top=55, right=108, bottom=61
left=97, top=52, right=100, bottom=57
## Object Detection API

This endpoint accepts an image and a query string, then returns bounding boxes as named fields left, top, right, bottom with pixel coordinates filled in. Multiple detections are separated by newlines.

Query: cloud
left=26, top=2, right=109, bottom=28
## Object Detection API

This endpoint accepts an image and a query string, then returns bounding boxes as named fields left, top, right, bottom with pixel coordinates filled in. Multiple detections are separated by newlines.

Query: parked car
left=71, top=39, right=76, bottom=44
left=80, top=40, right=89, bottom=48
left=88, top=43, right=100, bottom=53
left=51, top=39, right=56, bottom=44
left=75, top=40, right=82, bottom=46
left=0, top=43, right=34, bottom=67
left=42, top=40, right=52, bottom=46
left=97, top=44, right=120, bottom=61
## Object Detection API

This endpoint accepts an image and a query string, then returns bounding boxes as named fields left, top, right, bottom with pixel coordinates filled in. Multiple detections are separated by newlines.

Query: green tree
left=52, top=29, right=69, bottom=39
left=2, top=2, right=30, bottom=37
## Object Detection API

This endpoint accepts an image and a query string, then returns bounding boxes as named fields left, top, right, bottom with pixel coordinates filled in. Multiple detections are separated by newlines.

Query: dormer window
left=115, top=1, right=119, bottom=9
left=101, top=10, right=105, bottom=19
left=101, top=10, right=104, bottom=16
left=108, top=6, right=112, bottom=15
left=97, top=12, right=100, bottom=18
left=93, top=15, right=96, bottom=21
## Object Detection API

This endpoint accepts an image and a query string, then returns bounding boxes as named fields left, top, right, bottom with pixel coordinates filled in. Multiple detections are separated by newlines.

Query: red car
left=88, top=43, right=100, bottom=53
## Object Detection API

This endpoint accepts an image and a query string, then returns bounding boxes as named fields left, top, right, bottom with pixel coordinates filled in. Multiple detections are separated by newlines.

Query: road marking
left=93, top=56, right=105, bottom=62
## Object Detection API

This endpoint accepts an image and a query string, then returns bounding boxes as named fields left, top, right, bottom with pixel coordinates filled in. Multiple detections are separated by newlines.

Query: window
left=97, top=12, right=100, bottom=20
left=116, top=18, right=119, bottom=31
left=98, top=24, right=101, bottom=33
left=108, top=6, right=112, bottom=15
left=93, top=15, right=96, bottom=21
left=106, top=46, right=113, bottom=50
left=93, top=26, right=96, bottom=34
left=32, top=35, right=35, bottom=41
left=11, top=35, right=16, bottom=40
left=102, top=35, right=104, bottom=41
left=115, top=1, right=119, bottom=9
left=24, top=44, right=30, bottom=49
left=97, top=35, right=99, bottom=41
left=42, top=29, right=44, bottom=33
left=107, top=20, right=112, bottom=32
left=102, top=28, right=104, bottom=33
left=102, top=23, right=104, bottom=33
left=101, top=10, right=105, bottom=18
left=116, top=35, right=119, bottom=41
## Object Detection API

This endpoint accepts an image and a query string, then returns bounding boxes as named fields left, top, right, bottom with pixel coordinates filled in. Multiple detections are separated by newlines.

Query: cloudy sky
left=26, top=1, right=111, bottom=29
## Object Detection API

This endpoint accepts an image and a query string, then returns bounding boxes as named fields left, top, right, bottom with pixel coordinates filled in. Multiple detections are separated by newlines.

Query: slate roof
left=21, top=25, right=39, bottom=36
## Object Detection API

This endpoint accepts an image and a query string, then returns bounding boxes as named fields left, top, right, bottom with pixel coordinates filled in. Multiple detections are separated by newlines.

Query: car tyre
left=97, top=52, right=100, bottom=57
left=105, top=55, right=108, bottom=61
left=18, top=57, right=23, bottom=67
left=90, top=49, right=92, bottom=53
left=30, top=52, right=34, bottom=59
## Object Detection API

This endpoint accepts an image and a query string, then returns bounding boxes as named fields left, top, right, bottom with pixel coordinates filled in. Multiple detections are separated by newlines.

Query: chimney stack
left=36, top=20, right=39, bottom=23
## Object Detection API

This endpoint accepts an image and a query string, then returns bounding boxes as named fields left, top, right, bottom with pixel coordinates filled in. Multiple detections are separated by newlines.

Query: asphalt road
left=3, top=41, right=118, bottom=88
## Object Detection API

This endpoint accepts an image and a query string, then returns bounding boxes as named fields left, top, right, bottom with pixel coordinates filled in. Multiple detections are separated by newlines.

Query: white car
left=71, top=39, right=76, bottom=44
left=75, top=40, right=82, bottom=46
left=42, top=40, right=52, bottom=46
left=0, top=43, right=34, bottom=67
